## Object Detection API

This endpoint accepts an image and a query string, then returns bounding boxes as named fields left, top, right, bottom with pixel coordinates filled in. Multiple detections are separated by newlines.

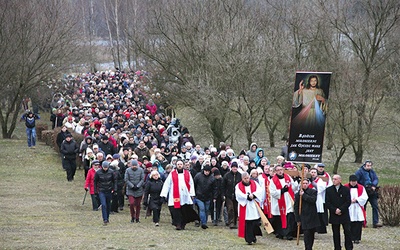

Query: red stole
left=238, top=180, right=257, bottom=238
left=171, top=169, right=190, bottom=208
left=344, top=183, right=367, bottom=227
left=272, top=174, right=295, bottom=228
left=261, top=173, right=272, bottom=218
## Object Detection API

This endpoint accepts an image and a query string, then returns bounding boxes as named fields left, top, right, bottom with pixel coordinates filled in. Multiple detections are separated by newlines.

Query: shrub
left=36, top=123, right=48, bottom=141
left=42, top=130, right=55, bottom=147
left=379, top=185, right=400, bottom=226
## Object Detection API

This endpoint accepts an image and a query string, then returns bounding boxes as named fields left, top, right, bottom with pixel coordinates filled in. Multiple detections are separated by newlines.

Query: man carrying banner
left=235, top=172, right=263, bottom=245
left=294, top=178, right=320, bottom=250
left=270, top=164, right=298, bottom=240
left=160, top=160, right=198, bottom=230
left=344, top=175, right=368, bottom=244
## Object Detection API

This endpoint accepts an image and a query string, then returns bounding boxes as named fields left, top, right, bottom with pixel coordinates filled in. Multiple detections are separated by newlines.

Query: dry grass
left=1, top=114, right=399, bottom=249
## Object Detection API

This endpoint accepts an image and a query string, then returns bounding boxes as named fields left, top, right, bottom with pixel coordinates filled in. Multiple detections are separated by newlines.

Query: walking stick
left=82, top=190, right=88, bottom=205
left=296, top=164, right=305, bottom=245
left=213, top=200, right=217, bottom=223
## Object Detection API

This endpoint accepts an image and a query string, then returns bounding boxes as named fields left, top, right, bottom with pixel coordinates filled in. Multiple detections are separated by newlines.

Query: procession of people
left=26, top=69, right=383, bottom=248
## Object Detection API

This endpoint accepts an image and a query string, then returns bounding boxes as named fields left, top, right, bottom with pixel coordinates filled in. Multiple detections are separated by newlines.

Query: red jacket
left=146, top=104, right=157, bottom=116
left=85, top=168, right=97, bottom=194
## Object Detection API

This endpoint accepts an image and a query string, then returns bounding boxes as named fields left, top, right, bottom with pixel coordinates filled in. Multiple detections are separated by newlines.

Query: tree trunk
left=333, top=146, right=347, bottom=174
left=208, top=116, right=226, bottom=147
left=269, top=130, right=275, bottom=148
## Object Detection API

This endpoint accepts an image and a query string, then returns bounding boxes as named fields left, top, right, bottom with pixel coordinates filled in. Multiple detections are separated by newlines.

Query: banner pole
left=296, top=163, right=305, bottom=245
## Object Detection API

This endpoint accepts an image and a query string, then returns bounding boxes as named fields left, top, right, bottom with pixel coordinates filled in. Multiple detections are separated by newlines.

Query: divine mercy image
left=288, top=72, right=332, bottom=163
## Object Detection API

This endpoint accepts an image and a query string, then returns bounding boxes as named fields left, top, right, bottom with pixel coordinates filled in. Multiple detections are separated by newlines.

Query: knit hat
left=102, top=161, right=110, bottom=168
left=65, top=133, right=73, bottom=138
left=231, top=162, right=238, bottom=168
left=203, top=165, right=212, bottom=172
left=131, top=159, right=138, bottom=166
left=86, top=148, right=93, bottom=154
left=213, top=169, right=221, bottom=176
left=112, top=154, right=120, bottom=159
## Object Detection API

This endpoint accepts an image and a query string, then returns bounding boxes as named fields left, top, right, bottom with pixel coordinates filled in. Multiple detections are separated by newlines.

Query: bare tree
left=133, top=0, right=276, bottom=145
left=320, top=0, right=400, bottom=163
left=0, top=0, right=79, bottom=138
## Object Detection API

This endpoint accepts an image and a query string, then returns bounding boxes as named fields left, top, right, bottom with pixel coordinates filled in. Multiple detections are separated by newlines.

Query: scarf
left=272, top=174, right=294, bottom=228
left=261, top=173, right=272, bottom=218
left=344, top=183, right=367, bottom=227
left=171, top=169, right=190, bottom=208
left=238, top=180, right=257, bottom=238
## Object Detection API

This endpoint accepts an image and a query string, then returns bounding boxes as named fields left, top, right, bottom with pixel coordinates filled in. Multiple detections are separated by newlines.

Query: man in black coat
left=325, top=175, right=353, bottom=250
left=194, top=165, right=217, bottom=229
left=98, top=135, right=116, bottom=157
left=94, top=161, right=117, bottom=225
left=221, top=162, right=241, bottom=229
left=60, top=133, right=78, bottom=181
left=294, top=179, right=320, bottom=250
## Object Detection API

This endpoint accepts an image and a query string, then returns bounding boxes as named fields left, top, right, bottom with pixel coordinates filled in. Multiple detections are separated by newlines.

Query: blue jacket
left=355, top=165, right=379, bottom=187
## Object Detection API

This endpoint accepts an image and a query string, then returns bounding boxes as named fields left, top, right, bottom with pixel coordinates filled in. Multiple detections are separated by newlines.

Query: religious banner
left=287, top=72, right=332, bottom=163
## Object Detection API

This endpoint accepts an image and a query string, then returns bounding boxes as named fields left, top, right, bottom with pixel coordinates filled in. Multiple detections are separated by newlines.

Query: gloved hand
left=247, top=194, right=253, bottom=201
left=281, top=185, right=289, bottom=194
left=84, top=187, right=89, bottom=191
left=113, top=191, right=118, bottom=196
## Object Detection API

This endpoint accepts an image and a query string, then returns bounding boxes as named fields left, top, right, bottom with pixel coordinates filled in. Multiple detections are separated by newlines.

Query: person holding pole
left=294, top=178, right=320, bottom=250
left=84, top=160, right=101, bottom=211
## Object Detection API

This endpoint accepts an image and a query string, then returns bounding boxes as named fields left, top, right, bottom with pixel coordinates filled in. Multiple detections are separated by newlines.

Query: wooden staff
left=296, top=163, right=305, bottom=245
left=254, top=202, right=274, bottom=234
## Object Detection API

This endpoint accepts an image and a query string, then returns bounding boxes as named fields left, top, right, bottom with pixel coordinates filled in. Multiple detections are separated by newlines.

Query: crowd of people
left=21, top=69, right=383, bottom=249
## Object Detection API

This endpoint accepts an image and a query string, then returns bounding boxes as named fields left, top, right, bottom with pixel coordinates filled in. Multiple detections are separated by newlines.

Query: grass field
left=0, top=116, right=399, bottom=249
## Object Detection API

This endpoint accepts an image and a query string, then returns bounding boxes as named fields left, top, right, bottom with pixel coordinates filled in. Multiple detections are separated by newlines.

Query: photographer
left=355, top=160, right=382, bottom=228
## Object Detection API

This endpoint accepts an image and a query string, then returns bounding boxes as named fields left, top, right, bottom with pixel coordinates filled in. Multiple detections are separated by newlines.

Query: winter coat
left=98, top=141, right=116, bottom=157
left=254, top=148, right=264, bottom=166
left=84, top=167, right=97, bottom=194
left=325, top=184, right=351, bottom=224
left=57, top=131, right=69, bottom=149
left=143, top=178, right=164, bottom=210
left=134, top=146, right=150, bottom=162
left=214, top=177, right=223, bottom=199
left=355, top=166, right=379, bottom=188
left=194, top=171, right=217, bottom=202
left=94, top=168, right=116, bottom=193
left=60, top=140, right=78, bottom=160
left=110, top=161, right=126, bottom=189
left=246, top=143, right=258, bottom=161
left=125, top=167, right=145, bottom=197
left=221, top=170, right=242, bottom=200
left=294, top=188, right=320, bottom=230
